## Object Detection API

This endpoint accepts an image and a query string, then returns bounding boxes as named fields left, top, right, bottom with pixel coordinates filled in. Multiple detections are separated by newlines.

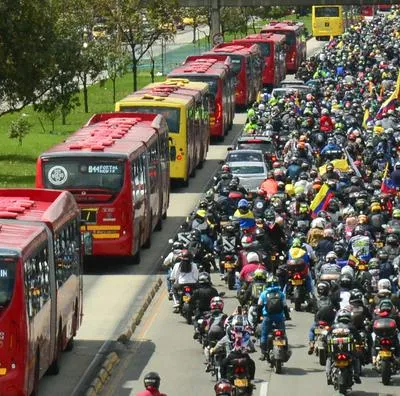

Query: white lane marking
left=260, top=381, right=269, bottom=396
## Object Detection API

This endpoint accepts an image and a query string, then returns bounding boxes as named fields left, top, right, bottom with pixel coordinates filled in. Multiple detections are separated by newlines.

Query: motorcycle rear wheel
left=274, top=359, right=282, bottom=374
left=318, top=349, right=327, bottom=366
left=381, top=359, right=391, bottom=385
left=294, top=299, right=302, bottom=312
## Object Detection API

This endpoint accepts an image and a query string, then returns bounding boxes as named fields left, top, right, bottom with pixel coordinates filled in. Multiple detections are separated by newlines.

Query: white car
left=225, top=160, right=268, bottom=193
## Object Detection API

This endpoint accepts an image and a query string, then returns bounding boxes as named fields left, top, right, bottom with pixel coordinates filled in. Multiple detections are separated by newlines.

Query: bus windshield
left=315, top=7, right=340, bottom=17
left=230, top=56, right=243, bottom=75
left=183, top=76, right=219, bottom=95
left=258, top=42, right=271, bottom=57
left=0, top=257, right=16, bottom=307
left=43, top=158, right=124, bottom=191
left=120, top=106, right=180, bottom=133
left=273, top=30, right=296, bottom=45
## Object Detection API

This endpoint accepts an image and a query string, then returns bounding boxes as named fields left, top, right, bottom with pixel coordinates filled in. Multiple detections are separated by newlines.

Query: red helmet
left=222, top=164, right=231, bottom=173
left=214, top=379, right=233, bottom=395
left=210, top=296, right=224, bottom=311
left=272, top=161, right=282, bottom=169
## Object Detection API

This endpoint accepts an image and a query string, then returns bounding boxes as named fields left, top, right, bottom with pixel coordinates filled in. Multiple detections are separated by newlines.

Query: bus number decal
left=87, top=165, right=120, bottom=174
left=48, top=165, right=68, bottom=186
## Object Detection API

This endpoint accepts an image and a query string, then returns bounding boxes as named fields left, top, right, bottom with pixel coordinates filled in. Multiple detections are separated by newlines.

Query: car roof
left=227, top=161, right=267, bottom=168
left=227, top=149, right=264, bottom=154
left=237, top=135, right=273, bottom=142
left=280, top=79, right=305, bottom=86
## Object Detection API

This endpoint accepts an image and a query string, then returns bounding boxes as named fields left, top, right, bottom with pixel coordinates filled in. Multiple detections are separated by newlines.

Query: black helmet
left=349, top=289, right=363, bottom=304
left=317, top=281, right=330, bottom=296
left=255, top=227, right=265, bottom=240
left=340, top=274, right=352, bottom=289
left=333, top=242, right=346, bottom=258
left=199, top=272, right=211, bottom=285
left=144, top=372, right=161, bottom=389
left=353, top=225, right=366, bottom=236
left=377, top=249, right=388, bottom=262
left=198, top=199, right=208, bottom=210
left=379, top=298, right=394, bottom=313
left=264, top=209, right=275, bottom=221
left=179, top=249, right=191, bottom=262
left=336, top=309, right=352, bottom=324
left=386, top=233, right=398, bottom=245
left=368, top=257, right=380, bottom=270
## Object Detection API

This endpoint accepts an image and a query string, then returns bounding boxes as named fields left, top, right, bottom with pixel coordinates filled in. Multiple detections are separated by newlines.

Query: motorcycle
left=327, top=328, right=354, bottom=394
left=266, top=328, right=291, bottom=374
left=227, top=356, right=253, bottom=395
left=177, top=284, right=195, bottom=324
left=373, top=317, right=399, bottom=385
left=221, top=253, right=239, bottom=290
left=269, top=251, right=285, bottom=275
left=287, top=260, right=312, bottom=312
left=314, top=320, right=331, bottom=366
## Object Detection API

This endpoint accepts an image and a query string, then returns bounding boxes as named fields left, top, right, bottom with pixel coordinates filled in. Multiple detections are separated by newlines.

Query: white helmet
left=311, top=218, right=326, bottom=229
left=246, top=251, right=260, bottom=263
left=378, top=278, right=391, bottom=292
left=341, top=265, right=354, bottom=279
left=258, top=103, right=265, bottom=111
left=326, top=251, right=338, bottom=261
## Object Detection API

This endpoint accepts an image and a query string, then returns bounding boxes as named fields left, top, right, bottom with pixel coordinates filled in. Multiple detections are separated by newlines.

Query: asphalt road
left=39, top=38, right=332, bottom=396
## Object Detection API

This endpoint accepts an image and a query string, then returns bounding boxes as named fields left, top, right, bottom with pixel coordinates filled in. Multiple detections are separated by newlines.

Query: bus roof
left=0, top=189, right=79, bottom=233
left=168, top=58, right=228, bottom=78
left=151, top=79, right=210, bottom=93
left=242, top=33, right=286, bottom=44
left=261, top=20, right=304, bottom=32
left=117, top=91, right=193, bottom=107
left=40, top=115, right=151, bottom=159
left=0, top=221, right=47, bottom=257
left=137, top=84, right=203, bottom=101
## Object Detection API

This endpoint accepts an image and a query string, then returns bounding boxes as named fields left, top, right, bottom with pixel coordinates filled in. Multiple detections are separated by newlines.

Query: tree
left=220, top=8, right=247, bottom=38
left=98, top=0, right=179, bottom=91
left=0, top=0, right=57, bottom=116
left=8, top=114, right=32, bottom=145
left=179, top=6, right=208, bottom=43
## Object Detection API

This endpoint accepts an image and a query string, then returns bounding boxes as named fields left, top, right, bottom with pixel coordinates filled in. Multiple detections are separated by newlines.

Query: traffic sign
left=212, top=32, right=224, bottom=46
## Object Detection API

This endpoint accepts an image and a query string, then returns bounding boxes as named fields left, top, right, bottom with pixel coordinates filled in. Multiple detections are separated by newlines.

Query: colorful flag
left=362, top=108, right=372, bottom=128
left=381, top=162, right=397, bottom=194
left=310, top=183, right=334, bottom=218
left=376, top=72, right=400, bottom=119
left=319, top=159, right=349, bottom=175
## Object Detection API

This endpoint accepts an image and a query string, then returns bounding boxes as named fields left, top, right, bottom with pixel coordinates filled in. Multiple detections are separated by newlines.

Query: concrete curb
left=83, top=278, right=162, bottom=395
left=84, top=352, right=120, bottom=396
left=117, top=277, right=163, bottom=344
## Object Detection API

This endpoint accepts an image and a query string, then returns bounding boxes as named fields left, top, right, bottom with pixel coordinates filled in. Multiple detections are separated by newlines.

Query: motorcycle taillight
left=336, top=353, right=348, bottom=361
left=225, top=255, right=233, bottom=260
left=274, top=330, right=283, bottom=337
left=234, top=366, right=246, bottom=374
left=380, top=338, right=392, bottom=347
left=318, top=321, right=328, bottom=327
left=184, top=287, right=191, bottom=293
left=293, top=273, right=301, bottom=280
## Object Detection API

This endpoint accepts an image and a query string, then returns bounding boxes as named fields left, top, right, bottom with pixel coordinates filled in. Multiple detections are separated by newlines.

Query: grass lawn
left=0, top=73, right=163, bottom=188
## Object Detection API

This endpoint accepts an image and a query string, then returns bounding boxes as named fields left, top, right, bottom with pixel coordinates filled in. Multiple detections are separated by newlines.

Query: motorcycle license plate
left=291, top=279, right=303, bottom=286
left=183, top=295, right=191, bottom=303
left=314, top=328, right=322, bottom=335
left=379, top=350, right=392, bottom=358
left=335, top=360, right=349, bottom=368
left=271, top=255, right=276, bottom=261
left=273, top=339, right=286, bottom=346
left=358, top=265, right=367, bottom=271
left=375, top=241, right=384, bottom=248
left=224, top=263, right=235, bottom=269
left=234, top=378, right=248, bottom=387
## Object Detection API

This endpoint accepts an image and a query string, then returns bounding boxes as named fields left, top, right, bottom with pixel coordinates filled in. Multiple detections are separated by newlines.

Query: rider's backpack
left=266, top=291, right=284, bottom=314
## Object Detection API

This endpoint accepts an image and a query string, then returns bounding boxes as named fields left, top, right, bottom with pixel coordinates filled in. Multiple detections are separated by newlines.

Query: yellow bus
left=115, top=91, right=198, bottom=186
left=144, top=79, right=211, bottom=170
left=312, top=5, right=360, bottom=40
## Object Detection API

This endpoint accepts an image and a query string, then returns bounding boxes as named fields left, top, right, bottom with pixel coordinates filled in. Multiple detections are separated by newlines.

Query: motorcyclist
left=320, top=108, right=335, bottom=133
left=163, top=240, right=184, bottom=300
left=258, top=275, right=290, bottom=361
left=259, top=174, right=278, bottom=198
left=315, top=228, right=336, bottom=259
left=307, top=281, right=338, bottom=355
left=214, top=380, right=233, bottom=396
left=326, top=310, right=363, bottom=384
left=136, top=372, right=167, bottom=396
left=263, top=209, right=286, bottom=254
left=192, top=272, right=219, bottom=336
left=239, top=251, right=267, bottom=284
left=320, top=137, right=343, bottom=161
left=170, top=249, right=199, bottom=308
left=232, top=199, right=256, bottom=234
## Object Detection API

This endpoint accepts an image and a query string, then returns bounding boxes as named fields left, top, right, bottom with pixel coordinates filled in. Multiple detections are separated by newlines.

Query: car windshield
left=226, top=152, right=263, bottom=162
left=182, top=76, right=219, bottom=95
left=230, top=165, right=265, bottom=175
left=237, top=142, right=275, bottom=154
left=0, top=257, right=16, bottom=307
left=315, top=7, right=340, bottom=17
left=43, top=158, right=124, bottom=191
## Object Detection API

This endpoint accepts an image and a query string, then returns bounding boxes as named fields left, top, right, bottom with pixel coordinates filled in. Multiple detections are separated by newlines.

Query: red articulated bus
left=36, top=113, right=170, bottom=264
left=261, top=20, right=307, bottom=73
left=360, top=5, right=376, bottom=20
left=184, top=55, right=236, bottom=131
left=232, top=33, right=287, bottom=89
left=203, top=44, right=263, bottom=108
left=0, top=189, right=82, bottom=395
left=167, top=58, right=232, bottom=140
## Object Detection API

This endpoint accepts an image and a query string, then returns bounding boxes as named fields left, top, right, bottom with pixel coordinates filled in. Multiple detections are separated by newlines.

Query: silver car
left=226, top=160, right=268, bottom=193
left=226, top=149, right=265, bottom=164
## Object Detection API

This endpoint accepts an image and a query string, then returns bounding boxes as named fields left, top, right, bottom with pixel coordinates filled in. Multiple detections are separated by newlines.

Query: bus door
left=148, top=141, right=161, bottom=229
left=186, top=106, right=196, bottom=176
left=276, top=43, right=286, bottom=83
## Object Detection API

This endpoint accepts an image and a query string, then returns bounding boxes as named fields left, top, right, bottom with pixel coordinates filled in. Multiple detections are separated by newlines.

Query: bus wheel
left=217, top=135, right=225, bottom=143
left=162, top=211, right=167, bottom=220
left=143, top=231, right=152, bottom=249
left=155, top=217, right=163, bottom=231
left=130, top=250, right=141, bottom=265
left=47, top=326, right=62, bottom=375
left=31, top=351, right=40, bottom=396
left=182, top=178, right=189, bottom=187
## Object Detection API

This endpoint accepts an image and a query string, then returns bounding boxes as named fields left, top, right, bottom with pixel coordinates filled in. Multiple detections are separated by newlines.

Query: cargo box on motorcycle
left=287, top=260, right=306, bottom=273
left=373, top=318, right=397, bottom=337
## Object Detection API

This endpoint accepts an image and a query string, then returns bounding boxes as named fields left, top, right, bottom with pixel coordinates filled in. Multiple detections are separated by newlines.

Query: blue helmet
left=238, top=199, right=249, bottom=209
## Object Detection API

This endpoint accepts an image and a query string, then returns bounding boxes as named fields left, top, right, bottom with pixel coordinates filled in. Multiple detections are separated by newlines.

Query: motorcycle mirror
left=168, top=238, right=174, bottom=244
left=219, top=160, right=225, bottom=165
left=219, top=292, right=225, bottom=297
